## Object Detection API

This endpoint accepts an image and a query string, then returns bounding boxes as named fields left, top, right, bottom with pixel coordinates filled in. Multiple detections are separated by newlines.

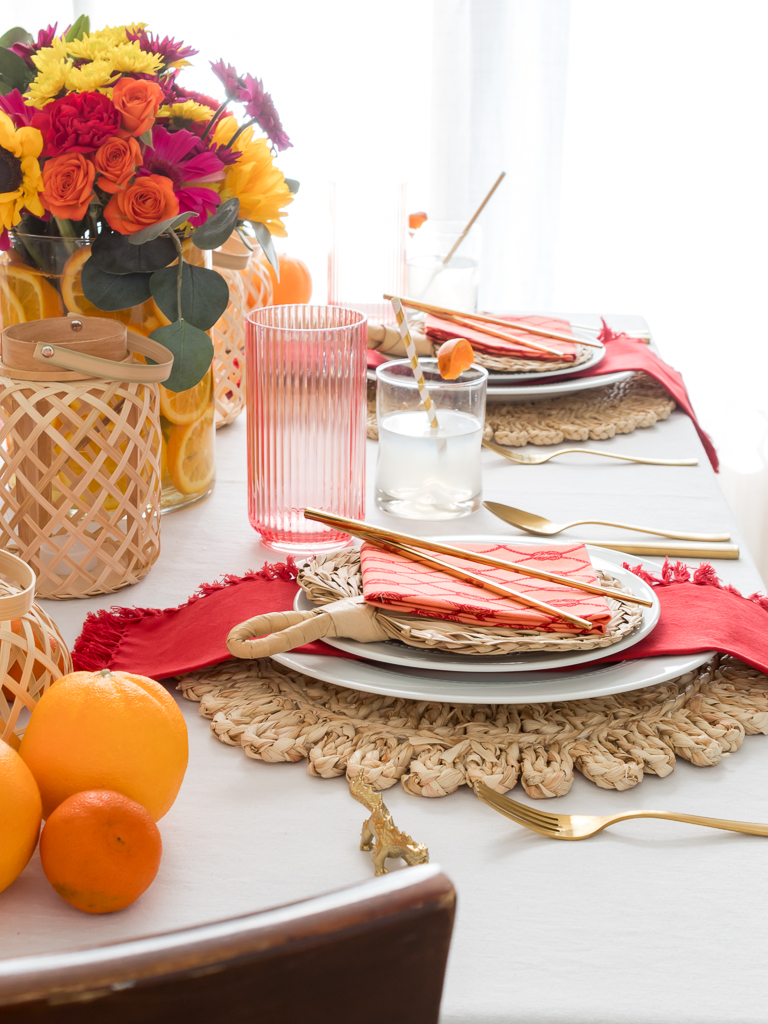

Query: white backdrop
left=15, top=0, right=768, bottom=581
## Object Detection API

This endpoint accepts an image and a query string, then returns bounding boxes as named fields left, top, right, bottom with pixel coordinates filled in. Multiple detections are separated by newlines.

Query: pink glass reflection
left=245, top=305, right=367, bottom=551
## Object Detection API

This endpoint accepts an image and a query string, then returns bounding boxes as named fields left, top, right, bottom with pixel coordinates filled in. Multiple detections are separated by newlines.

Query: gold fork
left=482, top=437, right=697, bottom=467
left=476, top=782, right=768, bottom=840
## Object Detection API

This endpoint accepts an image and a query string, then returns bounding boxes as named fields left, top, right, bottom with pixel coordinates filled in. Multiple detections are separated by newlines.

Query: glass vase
left=0, top=233, right=216, bottom=513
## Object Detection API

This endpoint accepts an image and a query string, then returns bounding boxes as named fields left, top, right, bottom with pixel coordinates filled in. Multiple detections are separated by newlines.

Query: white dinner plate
left=272, top=548, right=714, bottom=703
left=293, top=546, right=659, bottom=673
left=484, top=369, right=635, bottom=403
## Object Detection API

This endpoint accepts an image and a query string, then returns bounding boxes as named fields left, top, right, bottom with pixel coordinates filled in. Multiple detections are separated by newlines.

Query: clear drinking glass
left=246, top=305, right=367, bottom=551
left=328, top=180, right=407, bottom=324
left=406, top=220, right=481, bottom=311
left=375, top=359, right=488, bottom=519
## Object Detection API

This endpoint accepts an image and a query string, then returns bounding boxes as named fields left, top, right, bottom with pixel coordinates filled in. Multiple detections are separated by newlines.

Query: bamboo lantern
left=212, top=234, right=274, bottom=428
left=0, top=549, right=71, bottom=744
left=0, top=316, right=173, bottom=599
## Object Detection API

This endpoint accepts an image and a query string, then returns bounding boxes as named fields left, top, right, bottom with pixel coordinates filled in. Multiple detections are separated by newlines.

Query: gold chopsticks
left=303, top=510, right=653, bottom=611
left=383, top=294, right=603, bottom=350
left=440, top=313, right=561, bottom=358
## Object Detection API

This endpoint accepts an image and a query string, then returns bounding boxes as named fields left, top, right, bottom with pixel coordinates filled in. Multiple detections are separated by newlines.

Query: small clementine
left=19, top=670, right=188, bottom=821
left=40, top=790, right=162, bottom=914
left=437, top=337, right=475, bottom=379
left=0, top=740, right=42, bottom=894
left=257, top=252, right=312, bottom=304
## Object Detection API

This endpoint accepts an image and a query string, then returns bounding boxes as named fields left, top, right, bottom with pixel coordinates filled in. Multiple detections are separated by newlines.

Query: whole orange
left=19, top=670, right=188, bottom=821
left=40, top=790, right=162, bottom=914
left=257, top=252, right=312, bottom=305
left=0, top=740, right=42, bottom=894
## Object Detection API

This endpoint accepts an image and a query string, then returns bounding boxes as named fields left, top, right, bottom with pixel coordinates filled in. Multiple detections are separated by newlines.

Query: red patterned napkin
left=359, top=542, right=611, bottom=634
left=424, top=314, right=579, bottom=361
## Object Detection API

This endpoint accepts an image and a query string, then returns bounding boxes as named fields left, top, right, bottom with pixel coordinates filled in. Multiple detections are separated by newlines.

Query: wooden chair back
left=0, top=864, right=455, bottom=1023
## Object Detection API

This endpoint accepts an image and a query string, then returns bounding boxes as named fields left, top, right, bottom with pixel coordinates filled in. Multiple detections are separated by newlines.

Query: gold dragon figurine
left=349, top=776, right=429, bottom=876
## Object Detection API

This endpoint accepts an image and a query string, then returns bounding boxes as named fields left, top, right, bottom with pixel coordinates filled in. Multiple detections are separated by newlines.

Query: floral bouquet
left=0, top=17, right=296, bottom=391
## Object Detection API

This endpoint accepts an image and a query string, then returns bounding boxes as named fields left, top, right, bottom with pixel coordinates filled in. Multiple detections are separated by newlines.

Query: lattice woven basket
left=0, top=316, right=172, bottom=599
left=0, top=550, right=71, bottom=743
left=212, top=241, right=273, bottom=428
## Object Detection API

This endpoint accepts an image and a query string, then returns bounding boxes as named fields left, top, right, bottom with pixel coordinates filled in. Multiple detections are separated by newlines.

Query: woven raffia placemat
left=367, top=372, right=675, bottom=447
left=177, top=655, right=768, bottom=799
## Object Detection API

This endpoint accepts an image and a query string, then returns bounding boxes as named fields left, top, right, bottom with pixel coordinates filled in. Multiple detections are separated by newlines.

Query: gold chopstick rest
left=302, top=509, right=654, bottom=608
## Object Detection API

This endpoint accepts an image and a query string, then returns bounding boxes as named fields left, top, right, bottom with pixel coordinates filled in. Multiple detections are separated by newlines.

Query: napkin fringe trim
left=624, top=558, right=768, bottom=612
left=72, top=559, right=299, bottom=672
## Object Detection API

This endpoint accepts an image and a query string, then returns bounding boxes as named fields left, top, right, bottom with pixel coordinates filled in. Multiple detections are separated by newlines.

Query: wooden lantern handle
left=0, top=551, right=36, bottom=618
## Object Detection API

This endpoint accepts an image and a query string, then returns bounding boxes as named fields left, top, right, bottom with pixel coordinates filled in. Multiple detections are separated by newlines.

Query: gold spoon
left=482, top=437, right=697, bottom=467
left=484, top=500, right=731, bottom=543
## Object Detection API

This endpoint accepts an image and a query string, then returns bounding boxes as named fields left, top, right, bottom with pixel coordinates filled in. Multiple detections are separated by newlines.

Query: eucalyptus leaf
left=150, top=263, right=229, bottom=331
left=128, top=212, right=197, bottom=245
left=138, top=128, right=153, bottom=148
left=149, top=320, right=213, bottom=393
left=0, top=47, right=34, bottom=91
left=236, top=227, right=254, bottom=251
left=0, top=28, right=34, bottom=48
left=190, top=198, right=240, bottom=250
left=64, top=14, right=90, bottom=42
left=81, top=260, right=152, bottom=311
left=284, top=178, right=300, bottom=194
left=250, top=221, right=280, bottom=281
left=91, top=232, right=176, bottom=275
left=0, top=81, right=12, bottom=96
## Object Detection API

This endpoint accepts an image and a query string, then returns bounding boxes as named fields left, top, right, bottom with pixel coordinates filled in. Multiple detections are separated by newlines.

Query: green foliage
left=0, top=46, right=34, bottom=92
left=0, top=27, right=33, bottom=48
left=284, top=178, right=300, bottom=194
left=81, top=260, right=152, bottom=311
left=149, top=320, right=214, bottom=392
left=64, top=15, right=90, bottom=42
left=150, top=262, right=229, bottom=331
left=128, top=212, right=197, bottom=245
left=90, top=233, right=176, bottom=275
left=249, top=221, right=280, bottom=281
left=191, top=198, right=240, bottom=250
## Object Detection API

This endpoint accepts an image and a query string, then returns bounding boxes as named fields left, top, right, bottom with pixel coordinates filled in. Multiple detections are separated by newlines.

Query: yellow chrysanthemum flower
left=31, top=37, right=69, bottom=67
left=66, top=26, right=129, bottom=60
left=26, top=54, right=72, bottom=108
left=0, top=113, right=44, bottom=229
left=65, top=58, right=118, bottom=93
left=104, top=41, right=163, bottom=75
left=213, top=121, right=293, bottom=236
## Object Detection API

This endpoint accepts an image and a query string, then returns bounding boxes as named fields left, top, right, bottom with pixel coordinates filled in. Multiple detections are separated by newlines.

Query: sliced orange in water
left=166, top=408, right=214, bottom=495
left=159, top=374, right=211, bottom=426
left=0, top=263, right=64, bottom=325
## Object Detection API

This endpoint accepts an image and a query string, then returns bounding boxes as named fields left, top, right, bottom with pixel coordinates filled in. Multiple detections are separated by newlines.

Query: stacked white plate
left=274, top=539, right=713, bottom=704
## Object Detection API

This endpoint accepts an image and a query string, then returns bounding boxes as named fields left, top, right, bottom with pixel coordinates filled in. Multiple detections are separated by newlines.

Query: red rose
left=33, top=92, right=120, bottom=157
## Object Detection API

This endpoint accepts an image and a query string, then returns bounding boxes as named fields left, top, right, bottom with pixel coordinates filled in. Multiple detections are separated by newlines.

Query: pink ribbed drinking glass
left=245, top=305, right=367, bottom=551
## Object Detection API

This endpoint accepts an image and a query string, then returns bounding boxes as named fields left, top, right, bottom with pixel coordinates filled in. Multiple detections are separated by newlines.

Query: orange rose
left=104, top=173, right=179, bottom=235
left=40, top=152, right=96, bottom=220
left=112, top=78, right=164, bottom=138
left=93, top=136, right=141, bottom=194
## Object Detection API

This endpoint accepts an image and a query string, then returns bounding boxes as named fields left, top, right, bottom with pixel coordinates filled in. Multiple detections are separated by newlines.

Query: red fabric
left=425, top=313, right=579, bottom=361
left=367, top=349, right=390, bottom=369
left=72, top=560, right=768, bottom=682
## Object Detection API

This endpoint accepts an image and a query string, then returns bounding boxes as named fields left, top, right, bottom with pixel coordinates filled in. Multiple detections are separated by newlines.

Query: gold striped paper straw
left=390, top=295, right=440, bottom=431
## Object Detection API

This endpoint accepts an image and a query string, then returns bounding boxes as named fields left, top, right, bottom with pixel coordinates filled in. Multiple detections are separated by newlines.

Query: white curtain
left=17, top=0, right=768, bottom=583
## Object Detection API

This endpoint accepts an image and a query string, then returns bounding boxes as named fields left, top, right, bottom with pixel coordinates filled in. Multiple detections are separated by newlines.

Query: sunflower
left=0, top=112, right=44, bottom=229
left=212, top=120, right=293, bottom=235
left=158, top=100, right=216, bottom=134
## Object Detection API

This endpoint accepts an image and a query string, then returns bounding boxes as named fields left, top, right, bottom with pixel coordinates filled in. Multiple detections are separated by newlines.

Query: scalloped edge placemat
left=367, top=372, right=676, bottom=447
left=176, top=654, right=768, bottom=799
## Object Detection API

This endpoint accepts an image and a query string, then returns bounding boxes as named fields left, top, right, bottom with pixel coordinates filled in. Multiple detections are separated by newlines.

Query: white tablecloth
left=4, top=316, right=766, bottom=1023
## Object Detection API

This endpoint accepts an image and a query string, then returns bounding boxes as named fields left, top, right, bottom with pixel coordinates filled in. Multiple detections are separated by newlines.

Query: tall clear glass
left=246, top=305, right=367, bottom=551
left=406, top=220, right=481, bottom=311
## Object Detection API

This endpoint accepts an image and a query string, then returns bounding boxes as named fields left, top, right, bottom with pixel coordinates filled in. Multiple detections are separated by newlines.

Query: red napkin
left=72, top=560, right=768, bottom=680
left=425, top=313, right=579, bottom=361
left=367, top=349, right=390, bottom=369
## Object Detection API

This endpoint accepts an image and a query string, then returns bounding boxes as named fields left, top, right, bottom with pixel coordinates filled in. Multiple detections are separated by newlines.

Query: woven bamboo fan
left=227, top=550, right=643, bottom=659
left=212, top=234, right=274, bottom=428
left=0, top=549, right=71, bottom=743
left=0, top=316, right=174, bottom=600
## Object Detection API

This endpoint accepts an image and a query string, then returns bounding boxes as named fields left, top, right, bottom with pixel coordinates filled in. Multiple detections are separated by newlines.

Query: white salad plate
left=292, top=546, right=659, bottom=673
left=272, top=547, right=713, bottom=703
left=480, top=332, right=605, bottom=383
left=484, top=369, right=634, bottom=403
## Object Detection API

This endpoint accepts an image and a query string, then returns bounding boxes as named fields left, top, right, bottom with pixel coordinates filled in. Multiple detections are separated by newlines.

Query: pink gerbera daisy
left=138, top=126, right=225, bottom=224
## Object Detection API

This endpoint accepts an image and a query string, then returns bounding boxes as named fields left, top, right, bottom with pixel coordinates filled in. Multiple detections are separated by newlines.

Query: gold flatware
left=302, top=509, right=653, bottom=608
left=382, top=294, right=603, bottom=349
left=484, top=501, right=730, bottom=543
left=482, top=437, right=698, bottom=467
left=557, top=539, right=739, bottom=559
left=442, top=171, right=506, bottom=265
left=476, top=782, right=768, bottom=840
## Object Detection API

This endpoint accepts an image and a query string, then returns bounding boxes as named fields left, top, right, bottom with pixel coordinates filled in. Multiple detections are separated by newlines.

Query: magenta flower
left=175, top=86, right=225, bottom=112
left=10, top=24, right=63, bottom=66
left=210, top=60, right=241, bottom=100
left=138, top=126, right=225, bottom=224
left=0, top=89, right=37, bottom=128
left=209, top=61, right=291, bottom=151
left=126, top=29, right=198, bottom=67
left=254, top=92, right=291, bottom=152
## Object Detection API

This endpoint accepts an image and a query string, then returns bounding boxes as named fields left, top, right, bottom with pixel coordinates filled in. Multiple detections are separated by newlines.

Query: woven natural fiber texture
left=298, top=550, right=642, bottom=655
left=0, top=375, right=162, bottom=598
left=177, top=655, right=768, bottom=799
left=213, top=256, right=273, bottom=428
left=366, top=372, right=675, bottom=446
left=473, top=343, right=592, bottom=374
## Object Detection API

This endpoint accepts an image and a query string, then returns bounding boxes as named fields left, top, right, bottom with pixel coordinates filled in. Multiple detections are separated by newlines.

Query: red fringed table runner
left=73, top=559, right=768, bottom=680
